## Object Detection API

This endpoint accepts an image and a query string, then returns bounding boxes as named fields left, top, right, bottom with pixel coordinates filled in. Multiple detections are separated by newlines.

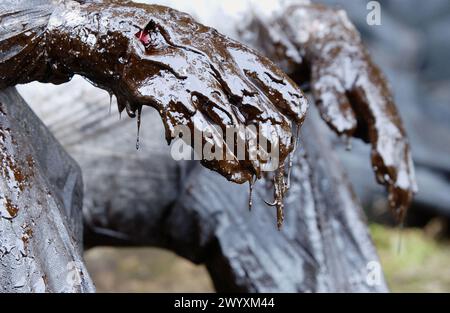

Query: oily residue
left=9, top=158, right=27, bottom=191
left=0, top=134, right=32, bottom=192
left=136, top=105, right=142, bottom=150
left=26, top=154, right=35, bottom=169
left=249, top=3, right=417, bottom=222
left=0, top=0, right=310, bottom=227
left=4, top=197, right=19, bottom=218
left=21, top=223, right=34, bottom=251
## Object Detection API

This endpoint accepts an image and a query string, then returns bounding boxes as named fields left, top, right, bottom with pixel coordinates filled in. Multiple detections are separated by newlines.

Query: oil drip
left=109, top=93, right=113, bottom=115
left=136, top=106, right=142, bottom=150
left=264, top=163, right=286, bottom=229
left=248, top=175, right=256, bottom=211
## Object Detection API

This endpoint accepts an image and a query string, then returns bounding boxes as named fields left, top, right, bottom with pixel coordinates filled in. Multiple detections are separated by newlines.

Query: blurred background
left=17, top=0, right=450, bottom=292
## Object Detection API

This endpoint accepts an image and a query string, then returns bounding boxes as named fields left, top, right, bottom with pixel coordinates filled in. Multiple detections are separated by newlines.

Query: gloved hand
left=247, top=2, right=417, bottom=221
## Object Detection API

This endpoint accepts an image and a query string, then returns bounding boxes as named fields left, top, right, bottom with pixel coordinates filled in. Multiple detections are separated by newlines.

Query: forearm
left=1, top=0, right=167, bottom=117
left=248, top=3, right=360, bottom=75
left=0, top=1, right=55, bottom=87
left=251, top=3, right=403, bottom=133
left=287, top=4, right=362, bottom=60
left=1, top=1, right=132, bottom=89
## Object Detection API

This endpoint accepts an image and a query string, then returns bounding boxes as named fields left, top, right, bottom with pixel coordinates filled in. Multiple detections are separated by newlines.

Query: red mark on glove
left=135, top=29, right=151, bottom=46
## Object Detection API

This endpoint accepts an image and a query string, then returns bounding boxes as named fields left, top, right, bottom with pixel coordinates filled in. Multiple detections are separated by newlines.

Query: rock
left=0, top=87, right=94, bottom=292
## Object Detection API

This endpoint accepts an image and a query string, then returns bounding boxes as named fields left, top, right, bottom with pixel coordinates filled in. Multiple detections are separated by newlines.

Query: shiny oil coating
left=246, top=3, right=418, bottom=222
left=0, top=0, right=308, bottom=227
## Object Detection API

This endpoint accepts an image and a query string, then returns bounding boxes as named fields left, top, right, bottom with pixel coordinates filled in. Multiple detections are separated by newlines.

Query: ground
left=84, top=224, right=450, bottom=292
left=85, top=247, right=213, bottom=292
left=371, top=223, right=450, bottom=292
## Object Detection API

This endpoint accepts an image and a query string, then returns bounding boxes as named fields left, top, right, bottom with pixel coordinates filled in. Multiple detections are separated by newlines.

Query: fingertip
left=314, top=89, right=357, bottom=136
left=388, top=184, right=413, bottom=224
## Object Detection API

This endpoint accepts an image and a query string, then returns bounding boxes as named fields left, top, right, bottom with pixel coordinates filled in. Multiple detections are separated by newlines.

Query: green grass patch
left=370, top=224, right=450, bottom=292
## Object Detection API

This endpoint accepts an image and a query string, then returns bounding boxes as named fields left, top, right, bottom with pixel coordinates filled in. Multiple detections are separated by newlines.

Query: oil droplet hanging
left=275, top=165, right=286, bottom=230
left=344, top=134, right=352, bottom=151
left=136, top=105, right=142, bottom=150
left=263, top=164, right=286, bottom=230
left=396, top=221, right=404, bottom=255
left=248, top=175, right=256, bottom=211
left=109, top=92, right=113, bottom=115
